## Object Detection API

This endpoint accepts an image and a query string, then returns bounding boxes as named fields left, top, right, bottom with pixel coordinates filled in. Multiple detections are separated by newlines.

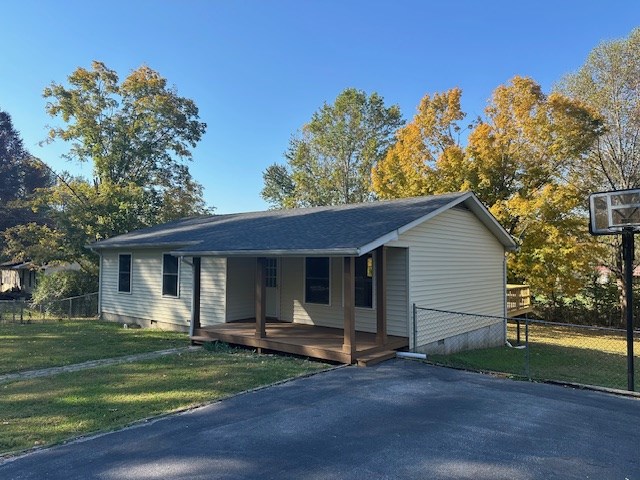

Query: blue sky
left=1, top=1, right=639, bottom=213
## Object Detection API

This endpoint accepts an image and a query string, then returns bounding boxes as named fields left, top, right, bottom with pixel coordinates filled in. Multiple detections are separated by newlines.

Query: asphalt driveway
left=1, top=360, right=638, bottom=479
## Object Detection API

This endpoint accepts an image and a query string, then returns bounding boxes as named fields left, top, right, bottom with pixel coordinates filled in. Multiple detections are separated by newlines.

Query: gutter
left=168, top=248, right=362, bottom=258
left=86, top=241, right=201, bottom=252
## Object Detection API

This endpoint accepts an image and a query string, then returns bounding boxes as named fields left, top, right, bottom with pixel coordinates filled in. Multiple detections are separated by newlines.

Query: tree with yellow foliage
left=467, top=77, right=604, bottom=300
left=373, top=77, right=604, bottom=302
left=372, top=88, right=473, bottom=198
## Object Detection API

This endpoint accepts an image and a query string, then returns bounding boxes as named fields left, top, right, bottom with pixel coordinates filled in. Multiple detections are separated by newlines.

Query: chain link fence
left=415, top=306, right=640, bottom=391
left=0, top=293, right=98, bottom=324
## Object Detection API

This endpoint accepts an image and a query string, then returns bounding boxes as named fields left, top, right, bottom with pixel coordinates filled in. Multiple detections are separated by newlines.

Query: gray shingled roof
left=87, top=192, right=516, bottom=256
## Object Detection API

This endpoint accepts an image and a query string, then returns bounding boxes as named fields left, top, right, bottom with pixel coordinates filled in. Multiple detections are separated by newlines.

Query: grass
left=429, top=322, right=640, bottom=390
left=0, top=321, right=187, bottom=375
left=0, top=348, right=328, bottom=455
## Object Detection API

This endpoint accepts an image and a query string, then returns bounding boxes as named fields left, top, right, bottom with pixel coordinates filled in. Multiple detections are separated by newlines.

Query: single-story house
left=0, top=261, right=38, bottom=294
left=88, top=192, right=517, bottom=364
left=0, top=261, right=82, bottom=295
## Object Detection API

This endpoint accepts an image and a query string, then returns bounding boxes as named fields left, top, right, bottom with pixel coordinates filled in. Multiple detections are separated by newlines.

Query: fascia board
left=169, top=248, right=361, bottom=258
left=356, top=230, right=400, bottom=256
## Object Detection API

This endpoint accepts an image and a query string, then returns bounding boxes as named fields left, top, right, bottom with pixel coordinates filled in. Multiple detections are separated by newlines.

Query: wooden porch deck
left=192, top=320, right=409, bottom=364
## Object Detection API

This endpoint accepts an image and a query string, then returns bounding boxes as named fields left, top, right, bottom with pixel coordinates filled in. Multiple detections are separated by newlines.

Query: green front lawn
left=429, top=322, right=639, bottom=390
left=0, top=348, right=328, bottom=454
left=0, top=321, right=187, bottom=375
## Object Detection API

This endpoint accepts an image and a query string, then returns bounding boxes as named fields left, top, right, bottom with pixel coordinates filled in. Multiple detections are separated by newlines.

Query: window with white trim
left=118, top=254, right=132, bottom=293
left=265, top=258, right=277, bottom=288
left=355, top=253, right=373, bottom=308
left=305, top=257, right=330, bottom=305
left=162, top=254, right=179, bottom=297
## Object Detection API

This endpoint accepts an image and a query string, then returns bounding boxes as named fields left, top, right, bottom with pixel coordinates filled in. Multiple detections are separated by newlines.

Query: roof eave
left=86, top=241, right=201, bottom=251
left=169, top=248, right=361, bottom=258
left=356, top=230, right=400, bottom=256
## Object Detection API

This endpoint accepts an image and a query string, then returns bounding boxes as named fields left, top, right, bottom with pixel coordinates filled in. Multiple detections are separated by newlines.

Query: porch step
left=356, top=350, right=396, bottom=367
left=190, top=335, right=216, bottom=344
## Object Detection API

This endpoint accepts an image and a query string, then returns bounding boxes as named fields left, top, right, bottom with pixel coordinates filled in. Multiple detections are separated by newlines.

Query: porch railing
left=507, top=284, right=532, bottom=316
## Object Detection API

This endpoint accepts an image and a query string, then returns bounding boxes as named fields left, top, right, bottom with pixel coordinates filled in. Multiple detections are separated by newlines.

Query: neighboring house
left=595, top=265, right=640, bottom=285
left=0, top=261, right=37, bottom=294
left=88, top=192, right=517, bottom=364
left=0, top=261, right=82, bottom=295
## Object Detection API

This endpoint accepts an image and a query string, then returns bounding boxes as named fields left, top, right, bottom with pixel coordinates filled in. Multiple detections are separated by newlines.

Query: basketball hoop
left=589, top=189, right=640, bottom=235
left=589, top=188, right=639, bottom=392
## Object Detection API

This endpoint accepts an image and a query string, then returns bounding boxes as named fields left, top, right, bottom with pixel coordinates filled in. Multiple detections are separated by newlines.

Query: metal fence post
left=12, top=299, right=16, bottom=323
left=516, top=319, right=521, bottom=345
left=412, top=303, right=417, bottom=353
left=20, top=299, right=24, bottom=323
left=68, top=298, right=72, bottom=319
left=525, top=316, right=530, bottom=380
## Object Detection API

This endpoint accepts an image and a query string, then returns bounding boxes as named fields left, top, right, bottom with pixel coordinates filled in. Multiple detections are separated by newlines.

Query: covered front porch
left=189, top=247, right=410, bottom=364
left=192, top=320, right=409, bottom=365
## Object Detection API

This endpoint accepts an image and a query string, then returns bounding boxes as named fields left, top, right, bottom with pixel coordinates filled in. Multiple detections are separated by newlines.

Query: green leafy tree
left=558, top=28, right=640, bottom=192
left=0, top=109, right=54, bottom=260
left=558, top=28, right=640, bottom=323
left=262, top=88, right=404, bottom=207
left=3, top=62, right=210, bottom=271
left=31, top=270, right=98, bottom=306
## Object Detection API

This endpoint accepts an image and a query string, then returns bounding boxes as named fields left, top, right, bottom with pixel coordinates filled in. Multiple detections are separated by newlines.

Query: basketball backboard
left=589, top=189, right=640, bottom=235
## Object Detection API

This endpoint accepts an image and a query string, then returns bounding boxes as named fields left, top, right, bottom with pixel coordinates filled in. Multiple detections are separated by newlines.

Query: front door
left=265, top=258, right=279, bottom=318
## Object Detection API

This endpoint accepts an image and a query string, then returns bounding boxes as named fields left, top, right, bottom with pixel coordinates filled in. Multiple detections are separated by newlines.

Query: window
left=162, top=254, right=179, bottom=297
left=355, top=253, right=373, bottom=308
left=265, top=258, right=277, bottom=288
left=305, top=257, right=330, bottom=305
left=118, top=254, right=132, bottom=293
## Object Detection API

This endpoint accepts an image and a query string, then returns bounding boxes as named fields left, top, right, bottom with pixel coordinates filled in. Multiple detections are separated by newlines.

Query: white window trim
left=303, top=256, right=331, bottom=306
left=161, top=253, right=180, bottom=298
left=118, top=253, right=133, bottom=295
left=265, top=257, right=278, bottom=289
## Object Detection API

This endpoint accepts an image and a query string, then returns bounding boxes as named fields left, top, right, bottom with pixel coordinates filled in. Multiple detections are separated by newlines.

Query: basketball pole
left=623, top=229, right=635, bottom=392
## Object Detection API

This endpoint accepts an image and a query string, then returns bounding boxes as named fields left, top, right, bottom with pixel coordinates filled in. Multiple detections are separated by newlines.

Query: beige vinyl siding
left=386, top=247, right=409, bottom=337
left=396, top=206, right=505, bottom=346
left=101, top=249, right=192, bottom=327
left=225, top=257, right=255, bottom=321
left=280, top=257, right=343, bottom=327
left=200, top=257, right=226, bottom=326
left=280, top=253, right=408, bottom=337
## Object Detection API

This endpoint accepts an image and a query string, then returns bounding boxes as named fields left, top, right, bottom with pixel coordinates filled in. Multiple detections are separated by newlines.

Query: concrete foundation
left=416, top=321, right=505, bottom=355
left=101, top=312, right=189, bottom=333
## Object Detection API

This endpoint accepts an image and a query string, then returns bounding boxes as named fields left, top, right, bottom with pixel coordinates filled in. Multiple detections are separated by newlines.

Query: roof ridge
left=209, top=191, right=469, bottom=218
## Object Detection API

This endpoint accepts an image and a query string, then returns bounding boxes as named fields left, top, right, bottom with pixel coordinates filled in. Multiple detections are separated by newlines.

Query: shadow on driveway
left=1, top=360, right=638, bottom=479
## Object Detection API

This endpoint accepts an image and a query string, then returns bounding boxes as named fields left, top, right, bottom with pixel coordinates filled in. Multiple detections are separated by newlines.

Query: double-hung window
left=354, top=253, right=374, bottom=308
left=162, top=254, right=179, bottom=297
left=118, top=254, right=132, bottom=293
left=305, top=257, right=330, bottom=305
